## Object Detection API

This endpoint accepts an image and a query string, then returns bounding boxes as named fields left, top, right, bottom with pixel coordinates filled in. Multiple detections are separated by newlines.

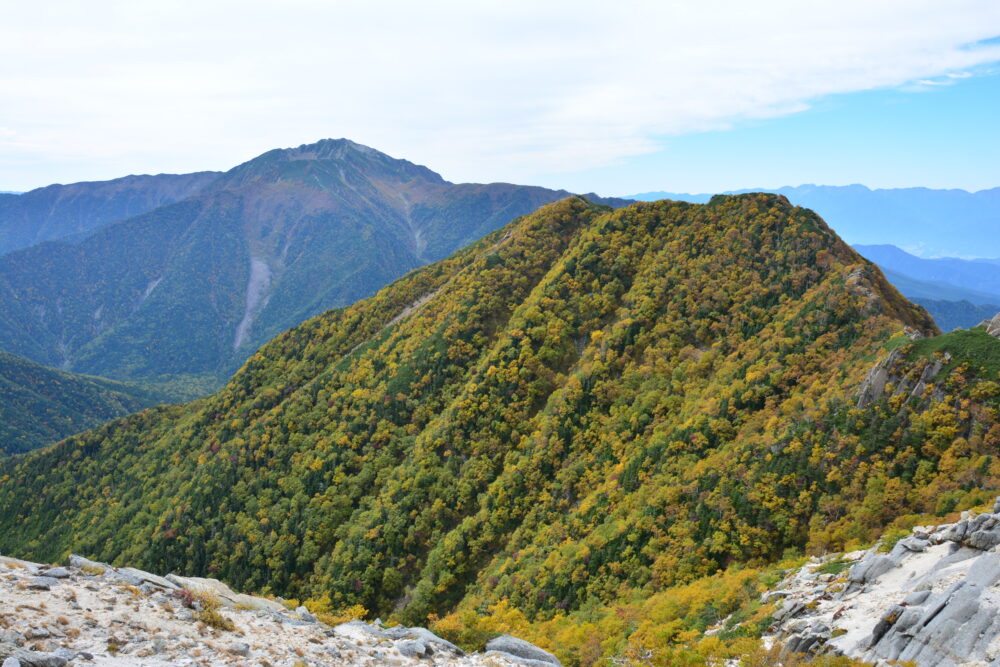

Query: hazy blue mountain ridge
left=0, top=171, right=220, bottom=254
left=855, top=244, right=1000, bottom=297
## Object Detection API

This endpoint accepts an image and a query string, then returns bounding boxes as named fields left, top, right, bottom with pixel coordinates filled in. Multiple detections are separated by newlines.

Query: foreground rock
left=485, top=635, right=561, bottom=665
left=0, top=554, right=546, bottom=666
left=767, top=498, right=1000, bottom=665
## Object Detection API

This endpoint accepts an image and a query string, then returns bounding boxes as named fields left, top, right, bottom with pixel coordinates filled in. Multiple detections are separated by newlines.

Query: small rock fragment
left=228, top=642, right=250, bottom=657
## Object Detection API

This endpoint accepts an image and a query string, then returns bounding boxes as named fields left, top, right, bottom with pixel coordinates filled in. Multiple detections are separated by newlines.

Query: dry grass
left=191, top=591, right=236, bottom=632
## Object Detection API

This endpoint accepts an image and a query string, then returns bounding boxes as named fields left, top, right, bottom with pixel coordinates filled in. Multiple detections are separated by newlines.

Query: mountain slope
left=627, top=184, right=1000, bottom=257
left=854, top=244, right=1000, bottom=299
left=910, top=298, right=1000, bottom=332
left=849, top=244, right=1000, bottom=330
left=0, top=194, right=954, bottom=635
left=873, top=266, right=1000, bottom=305
left=0, top=350, right=169, bottom=455
left=0, top=139, right=626, bottom=382
left=0, top=171, right=219, bottom=254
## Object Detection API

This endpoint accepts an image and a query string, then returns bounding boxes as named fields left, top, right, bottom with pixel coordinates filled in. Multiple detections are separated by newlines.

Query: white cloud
left=1, top=0, right=999, bottom=188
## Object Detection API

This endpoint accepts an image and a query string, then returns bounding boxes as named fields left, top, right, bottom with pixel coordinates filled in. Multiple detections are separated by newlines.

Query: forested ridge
left=0, top=350, right=171, bottom=455
left=4, top=193, right=1000, bottom=664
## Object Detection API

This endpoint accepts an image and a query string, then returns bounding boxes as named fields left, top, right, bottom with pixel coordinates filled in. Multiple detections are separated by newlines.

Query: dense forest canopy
left=4, top=194, right=1000, bottom=664
left=0, top=350, right=173, bottom=455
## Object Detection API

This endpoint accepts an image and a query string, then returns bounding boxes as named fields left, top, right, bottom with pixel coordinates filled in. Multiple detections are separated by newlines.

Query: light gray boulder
left=485, top=635, right=560, bottom=666
left=37, top=568, right=69, bottom=580
left=382, top=626, right=412, bottom=640
left=772, top=599, right=805, bottom=623
left=333, top=620, right=391, bottom=642
left=114, top=567, right=179, bottom=590
left=979, top=313, right=1000, bottom=338
left=294, top=605, right=317, bottom=622
left=408, top=627, right=463, bottom=656
left=396, top=639, right=430, bottom=658
left=228, top=642, right=250, bottom=657
left=2, top=650, right=66, bottom=667
left=68, top=554, right=109, bottom=573
left=484, top=653, right=557, bottom=667
left=164, top=573, right=284, bottom=612
left=847, top=553, right=897, bottom=585
left=27, top=577, right=58, bottom=591
left=864, top=551, right=1000, bottom=664
left=898, top=535, right=929, bottom=552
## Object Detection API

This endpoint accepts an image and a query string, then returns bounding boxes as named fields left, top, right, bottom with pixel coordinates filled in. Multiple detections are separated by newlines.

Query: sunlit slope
left=0, top=194, right=939, bottom=627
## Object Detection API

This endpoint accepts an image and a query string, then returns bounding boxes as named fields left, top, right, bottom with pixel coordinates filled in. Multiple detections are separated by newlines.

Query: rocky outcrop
left=0, top=554, right=542, bottom=666
left=980, top=313, right=1000, bottom=338
left=856, top=348, right=949, bottom=409
left=767, top=498, right=1000, bottom=666
left=856, top=349, right=903, bottom=408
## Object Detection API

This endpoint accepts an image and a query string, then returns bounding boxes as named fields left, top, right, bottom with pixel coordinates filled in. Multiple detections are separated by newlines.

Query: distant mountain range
left=0, top=172, right=219, bottom=255
left=851, top=244, right=1000, bottom=331
left=0, top=139, right=627, bottom=383
left=627, top=184, right=1000, bottom=258
left=854, top=244, right=1000, bottom=296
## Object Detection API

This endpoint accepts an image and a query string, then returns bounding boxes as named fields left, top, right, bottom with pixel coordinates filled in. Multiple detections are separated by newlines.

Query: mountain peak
left=213, top=138, right=447, bottom=191
left=281, top=138, right=386, bottom=161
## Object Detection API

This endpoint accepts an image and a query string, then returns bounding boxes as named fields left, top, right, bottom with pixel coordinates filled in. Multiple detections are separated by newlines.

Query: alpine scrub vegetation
left=5, top=193, right=999, bottom=665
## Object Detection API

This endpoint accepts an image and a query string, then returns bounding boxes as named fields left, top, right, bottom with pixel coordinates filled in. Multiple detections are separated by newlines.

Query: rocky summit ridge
left=0, top=554, right=559, bottom=667
left=767, top=497, right=1000, bottom=665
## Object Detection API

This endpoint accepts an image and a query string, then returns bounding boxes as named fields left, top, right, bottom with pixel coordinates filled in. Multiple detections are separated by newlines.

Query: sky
left=1, top=0, right=1000, bottom=195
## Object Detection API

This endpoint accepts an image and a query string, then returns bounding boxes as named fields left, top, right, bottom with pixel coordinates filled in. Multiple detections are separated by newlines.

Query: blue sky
left=2, top=1, right=1000, bottom=194
left=573, top=67, right=1000, bottom=196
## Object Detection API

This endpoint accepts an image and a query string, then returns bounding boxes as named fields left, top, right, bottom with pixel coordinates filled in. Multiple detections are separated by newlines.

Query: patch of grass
left=184, top=590, right=237, bottom=631
left=194, top=607, right=235, bottom=631
left=816, top=558, right=852, bottom=576
left=909, top=328, right=1000, bottom=378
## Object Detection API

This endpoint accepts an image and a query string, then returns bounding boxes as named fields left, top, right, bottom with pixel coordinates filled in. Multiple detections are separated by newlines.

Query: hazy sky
left=2, top=0, right=999, bottom=194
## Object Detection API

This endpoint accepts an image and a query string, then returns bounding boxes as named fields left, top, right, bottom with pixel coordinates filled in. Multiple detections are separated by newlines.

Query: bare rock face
left=856, top=349, right=902, bottom=408
left=979, top=313, right=1000, bottom=338
left=855, top=348, right=949, bottom=410
left=766, top=498, right=1000, bottom=666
